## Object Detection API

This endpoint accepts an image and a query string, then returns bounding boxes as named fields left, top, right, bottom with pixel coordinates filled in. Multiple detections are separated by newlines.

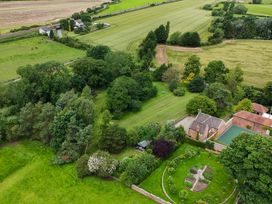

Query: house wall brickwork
left=232, top=116, right=267, bottom=135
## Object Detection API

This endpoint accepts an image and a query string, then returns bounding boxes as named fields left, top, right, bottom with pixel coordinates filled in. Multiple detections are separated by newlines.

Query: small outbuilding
left=136, top=140, right=151, bottom=151
left=252, top=103, right=268, bottom=115
left=39, top=27, right=51, bottom=36
left=74, top=19, right=85, bottom=28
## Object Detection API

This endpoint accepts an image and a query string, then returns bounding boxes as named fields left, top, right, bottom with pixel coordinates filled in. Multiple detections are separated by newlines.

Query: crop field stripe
left=77, top=0, right=213, bottom=50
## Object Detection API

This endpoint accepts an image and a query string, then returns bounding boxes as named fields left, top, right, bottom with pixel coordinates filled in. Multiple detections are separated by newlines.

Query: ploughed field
left=0, top=0, right=107, bottom=31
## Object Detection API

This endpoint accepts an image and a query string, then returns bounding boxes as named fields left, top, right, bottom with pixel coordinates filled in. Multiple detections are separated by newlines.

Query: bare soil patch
left=0, top=0, right=108, bottom=29
left=156, top=44, right=202, bottom=65
left=156, top=45, right=168, bottom=65
left=194, top=181, right=208, bottom=192
left=166, top=45, right=202, bottom=52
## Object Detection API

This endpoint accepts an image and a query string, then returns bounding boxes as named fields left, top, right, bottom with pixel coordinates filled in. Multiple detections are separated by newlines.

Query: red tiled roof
left=234, top=111, right=272, bottom=127
left=252, top=103, right=268, bottom=113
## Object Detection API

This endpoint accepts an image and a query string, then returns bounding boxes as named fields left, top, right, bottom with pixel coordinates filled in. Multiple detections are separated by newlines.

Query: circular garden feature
left=163, top=145, right=236, bottom=204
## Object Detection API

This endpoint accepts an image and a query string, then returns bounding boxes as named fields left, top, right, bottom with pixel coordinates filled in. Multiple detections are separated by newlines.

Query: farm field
left=117, top=82, right=195, bottom=129
left=245, top=3, right=272, bottom=16
left=0, top=0, right=106, bottom=32
left=166, top=40, right=272, bottom=87
left=0, top=141, right=154, bottom=204
left=77, top=0, right=213, bottom=51
left=99, top=0, right=165, bottom=15
left=0, top=36, right=85, bottom=82
left=140, top=143, right=236, bottom=204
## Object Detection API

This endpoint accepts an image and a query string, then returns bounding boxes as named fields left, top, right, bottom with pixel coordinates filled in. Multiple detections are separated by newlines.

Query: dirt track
left=156, top=44, right=202, bottom=65
left=0, top=0, right=108, bottom=29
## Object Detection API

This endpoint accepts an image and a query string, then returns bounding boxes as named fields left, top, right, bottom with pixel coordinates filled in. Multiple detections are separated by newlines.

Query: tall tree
left=17, top=61, right=71, bottom=103
left=183, top=55, right=201, bottom=78
left=220, top=133, right=272, bottom=204
left=99, top=124, right=127, bottom=153
left=205, top=82, right=232, bottom=109
left=72, top=57, right=112, bottom=91
left=186, top=95, right=217, bottom=116
left=204, top=60, right=229, bottom=84
left=107, top=76, right=141, bottom=116
left=154, top=24, right=168, bottom=44
left=86, top=45, right=111, bottom=60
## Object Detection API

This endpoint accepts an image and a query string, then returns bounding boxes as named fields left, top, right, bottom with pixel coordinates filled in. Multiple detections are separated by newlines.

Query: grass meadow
left=245, top=3, right=272, bottom=16
left=0, top=36, right=85, bottom=82
left=0, top=141, right=154, bottom=204
left=99, top=0, right=165, bottom=15
left=77, top=0, right=213, bottom=51
left=167, top=40, right=272, bottom=87
left=140, top=143, right=236, bottom=204
left=117, top=82, right=195, bottom=129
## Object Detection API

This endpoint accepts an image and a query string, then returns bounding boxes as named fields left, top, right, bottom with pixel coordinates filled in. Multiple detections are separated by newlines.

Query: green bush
left=120, top=153, right=158, bottom=186
left=169, top=80, right=178, bottom=92
left=168, top=160, right=177, bottom=168
left=167, top=167, right=175, bottom=175
left=203, top=4, right=213, bottom=10
left=179, top=189, right=189, bottom=201
left=76, top=154, right=91, bottom=178
left=168, top=183, right=177, bottom=194
left=185, top=180, right=193, bottom=188
left=117, top=157, right=133, bottom=174
left=200, top=178, right=209, bottom=184
left=212, top=9, right=224, bottom=16
left=173, top=87, right=186, bottom=96
left=233, top=4, right=248, bottom=15
left=203, top=171, right=213, bottom=181
left=167, top=176, right=174, bottom=185
left=190, top=167, right=198, bottom=174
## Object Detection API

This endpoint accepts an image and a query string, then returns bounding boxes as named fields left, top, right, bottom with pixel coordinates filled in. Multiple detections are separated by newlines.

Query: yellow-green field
left=0, top=36, right=85, bottom=82
left=245, top=3, right=272, bottom=16
left=0, top=141, right=153, bottom=204
left=99, top=0, right=165, bottom=15
left=77, top=0, right=213, bottom=51
left=117, top=82, right=196, bottom=129
left=167, top=40, right=272, bottom=87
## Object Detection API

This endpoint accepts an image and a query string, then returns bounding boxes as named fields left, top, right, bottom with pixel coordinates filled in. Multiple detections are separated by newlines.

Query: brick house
left=233, top=111, right=272, bottom=135
left=188, top=112, right=226, bottom=142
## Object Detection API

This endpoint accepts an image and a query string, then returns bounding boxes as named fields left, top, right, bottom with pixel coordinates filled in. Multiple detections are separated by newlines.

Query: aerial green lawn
left=167, top=40, right=272, bottom=87
left=117, top=82, right=195, bottom=129
left=0, top=141, right=154, bottom=204
left=99, top=0, right=165, bottom=15
left=140, top=143, right=236, bottom=204
left=77, top=0, right=213, bottom=51
left=245, top=3, right=272, bottom=16
left=0, top=36, right=85, bottom=82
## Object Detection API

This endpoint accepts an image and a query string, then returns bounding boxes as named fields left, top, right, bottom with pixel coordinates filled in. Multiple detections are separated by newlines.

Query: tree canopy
left=220, top=133, right=272, bottom=204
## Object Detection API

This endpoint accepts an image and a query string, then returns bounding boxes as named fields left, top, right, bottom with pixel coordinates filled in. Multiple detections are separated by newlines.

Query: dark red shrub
left=153, top=139, right=174, bottom=158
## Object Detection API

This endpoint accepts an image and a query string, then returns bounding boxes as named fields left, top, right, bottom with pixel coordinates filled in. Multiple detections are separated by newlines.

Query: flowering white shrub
left=87, top=151, right=118, bottom=178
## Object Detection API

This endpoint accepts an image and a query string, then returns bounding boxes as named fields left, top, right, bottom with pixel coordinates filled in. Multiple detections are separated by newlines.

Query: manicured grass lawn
left=167, top=40, right=272, bottom=87
left=0, top=36, right=85, bottom=82
left=77, top=0, right=213, bottom=51
left=140, top=143, right=236, bottom=204
left=245, top=4, right=272, bottom=16
left=0, top=141, right=154, bottom=204
left=117, top=82, right=195, bottom=129
left=112, top=147, right=142, bottom=160
left=99, top=0, right=165, bottom=15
